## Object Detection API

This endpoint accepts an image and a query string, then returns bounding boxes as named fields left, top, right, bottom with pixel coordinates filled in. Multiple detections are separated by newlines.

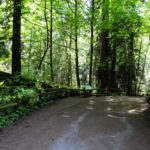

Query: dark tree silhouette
left=12, top=0, right=21, bottom=75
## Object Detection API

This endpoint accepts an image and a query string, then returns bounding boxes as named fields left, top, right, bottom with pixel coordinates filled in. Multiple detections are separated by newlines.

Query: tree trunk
left=135, top=40, right=142, bottom=95
left=110, top=39, right=117, bottom=89
left=68, top=32, right=73, bottom=87
left=50, top=0, right=54, bottom=81
left=98, top=0, right=110, bottom=90
left=75, top=0, right=80, bottom=88
left=28, top=28, right=33, bottom=78
left=89, top=0, right=95, bottom=86
left=38, top=0, right=49, bottom=70
left=127, top=32, right=135, bottom=96
left=12, top=0, right=21, bottom=75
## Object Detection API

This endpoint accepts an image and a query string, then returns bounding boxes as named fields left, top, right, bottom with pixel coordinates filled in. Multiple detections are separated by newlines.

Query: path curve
left=0, top=96, right=150, bottom=150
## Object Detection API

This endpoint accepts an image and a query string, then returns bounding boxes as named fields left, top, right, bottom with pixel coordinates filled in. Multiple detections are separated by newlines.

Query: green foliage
left=0, top=0, right=148, bottom=91
left=0, top=83, right=39, bottom=128
left=0, top=0, right=150, bottom=127
left=13, top=87, right=37, bottom=104
left=0, top=86, right=37, bottom=105
left=0, top=106, right=31, bottom=128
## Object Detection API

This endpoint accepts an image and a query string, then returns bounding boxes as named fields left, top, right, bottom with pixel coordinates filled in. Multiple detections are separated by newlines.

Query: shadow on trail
left=1, top=96, right=150, bottom=150
left=104, top=96, right=150, bottom=150
left=105, top=96, right=150, bottom=118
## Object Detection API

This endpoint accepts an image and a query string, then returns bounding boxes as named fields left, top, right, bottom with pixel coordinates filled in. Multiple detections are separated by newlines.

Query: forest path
left=0, top=96, right=150, bottom=150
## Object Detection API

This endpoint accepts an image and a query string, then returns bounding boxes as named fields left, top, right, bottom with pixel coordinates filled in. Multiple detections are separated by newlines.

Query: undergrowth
left=0, top=80, right=56, bottom=129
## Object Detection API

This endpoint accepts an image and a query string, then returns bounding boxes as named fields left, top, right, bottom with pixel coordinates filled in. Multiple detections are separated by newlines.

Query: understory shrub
left=0, top=85, right=39, bottom=128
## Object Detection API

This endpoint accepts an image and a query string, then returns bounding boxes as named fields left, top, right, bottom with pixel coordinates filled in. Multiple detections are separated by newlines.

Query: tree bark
left=127, top=32, right=135, bottom=95
left=12, top=0, right=21, bottom=75
left=75, top=0, right=80, bottom=88
left=28, top=28, right=33, bottom=78
left=38, top=0, right=49, bottom=70
left=98, top=0, right=110, bottom=90
left=50, top=0, right=54, bottom=81
left=68, top=32, right=73, bottom=86
left=89, top=0, right=95, bottom=86
left=110, top=38, right=117, bottom=89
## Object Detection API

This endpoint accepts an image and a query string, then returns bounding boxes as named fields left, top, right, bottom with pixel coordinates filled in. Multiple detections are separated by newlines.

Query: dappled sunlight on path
left=0, top=96, right=150, bottom=150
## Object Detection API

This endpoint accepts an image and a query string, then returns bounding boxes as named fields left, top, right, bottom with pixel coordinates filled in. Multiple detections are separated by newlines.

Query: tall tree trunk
left=89, top=0, right=95, bottom=86
left=110, top=38, right=117, bottom=89
left=38, top=0, right=49, bottom=70
left=50, top=0, right=54, bottom=81
left=127, top=32, right=135, bottom=96
left=75, top=0, right=80, bottom=88
left=135, top=40, right=142, bottom=94
left=98, top=0, right=110, bottom=90
left=12, top=0, right=21, bottom=75
left=68, top=32, right=73, bottom=87
left=100, top=30, right=110, bottom=89
left=28, top=28, right=33, bottom=78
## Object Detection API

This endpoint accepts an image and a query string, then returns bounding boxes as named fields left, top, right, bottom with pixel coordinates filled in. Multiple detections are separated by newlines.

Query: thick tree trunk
left=100, top=30, right=110, bottom=89
left=89, top=0, right=95, bottom=86
left=98, top=0, right=110, bottom=90
left=12, top=0, right=21, bottom=75
left=75, top=0, right=80, bottom=88
left=110, top=39, right=117, bottom=89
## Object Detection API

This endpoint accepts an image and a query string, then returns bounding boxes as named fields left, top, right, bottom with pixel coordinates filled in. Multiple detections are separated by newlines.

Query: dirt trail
left=0, top=96, right=150, bottom=150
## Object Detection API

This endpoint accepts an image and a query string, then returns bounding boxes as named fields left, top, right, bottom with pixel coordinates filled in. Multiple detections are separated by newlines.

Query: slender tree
left=50, top=0, right=53, bottom=81
left=38, top=0, right=49, bottom=70
left=28, top=27, right=33, bottom=78
left=75, top=0, right=80, bottom=87
left=89, top=0, right=95, bottom=86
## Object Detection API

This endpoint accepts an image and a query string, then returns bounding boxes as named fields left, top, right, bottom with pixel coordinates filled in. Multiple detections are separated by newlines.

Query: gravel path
left=0, top=96, right=150, bottom=150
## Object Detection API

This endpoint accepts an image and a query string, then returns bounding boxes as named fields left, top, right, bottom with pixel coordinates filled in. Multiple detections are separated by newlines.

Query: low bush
left=0, top=84, right=39, bottom=128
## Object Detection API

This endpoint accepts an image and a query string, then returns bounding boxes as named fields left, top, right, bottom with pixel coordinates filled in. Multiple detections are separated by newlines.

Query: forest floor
left=0, top=96, right=150, bottom=150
